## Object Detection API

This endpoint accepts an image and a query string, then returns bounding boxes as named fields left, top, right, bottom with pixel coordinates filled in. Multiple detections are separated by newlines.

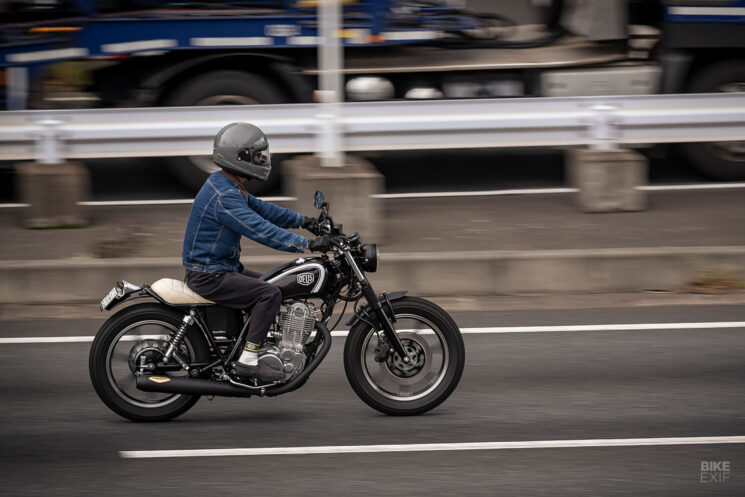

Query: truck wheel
left=677, top=60, right=745, bottom=180
left=164, top=70, right=288, bottom=193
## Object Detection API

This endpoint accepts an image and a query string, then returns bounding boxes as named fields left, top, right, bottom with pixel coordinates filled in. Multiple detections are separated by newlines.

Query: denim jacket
left=182, top=171, right=308, bottom=273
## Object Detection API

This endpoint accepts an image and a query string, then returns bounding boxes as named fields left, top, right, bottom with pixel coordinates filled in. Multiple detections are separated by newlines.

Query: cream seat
left=150, top=278, right=215, bottom=305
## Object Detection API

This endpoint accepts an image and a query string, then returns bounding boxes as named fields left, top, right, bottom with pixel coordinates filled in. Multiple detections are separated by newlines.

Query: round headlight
left=360, top=243, right=379, bottom=272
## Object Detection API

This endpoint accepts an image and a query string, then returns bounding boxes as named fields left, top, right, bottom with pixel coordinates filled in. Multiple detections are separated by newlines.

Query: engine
left=259, top=301, right=319, bottom=377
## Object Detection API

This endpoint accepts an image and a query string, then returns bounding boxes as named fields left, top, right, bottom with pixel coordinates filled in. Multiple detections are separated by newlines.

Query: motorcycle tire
left=344, top=296, right=465, bottom=416
left=89, top=303, right=211, bottom=422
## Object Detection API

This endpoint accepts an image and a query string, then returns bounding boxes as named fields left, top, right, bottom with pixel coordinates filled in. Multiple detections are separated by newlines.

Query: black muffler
left=136, top=375, right=253, bottom=398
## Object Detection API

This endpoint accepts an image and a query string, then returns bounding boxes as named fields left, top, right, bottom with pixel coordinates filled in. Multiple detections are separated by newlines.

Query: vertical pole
left=317, top=0, right=344, bottom=167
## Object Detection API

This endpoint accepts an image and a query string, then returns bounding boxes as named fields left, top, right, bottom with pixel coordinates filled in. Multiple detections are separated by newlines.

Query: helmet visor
left=239, top=147, right=270, bottom=165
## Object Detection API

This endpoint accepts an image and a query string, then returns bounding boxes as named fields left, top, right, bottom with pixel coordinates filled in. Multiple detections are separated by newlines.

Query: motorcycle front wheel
left=344, top=297, right=465, bottom=416
left=89, top=303, right=210, bottom=422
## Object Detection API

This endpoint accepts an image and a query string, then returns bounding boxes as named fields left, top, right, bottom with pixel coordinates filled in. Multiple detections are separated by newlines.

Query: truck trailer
left=2, top=0, right=744, bottom=188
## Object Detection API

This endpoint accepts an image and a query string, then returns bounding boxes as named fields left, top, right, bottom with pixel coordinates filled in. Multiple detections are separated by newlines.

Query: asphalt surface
left=1, top=304, right=744, bottom=496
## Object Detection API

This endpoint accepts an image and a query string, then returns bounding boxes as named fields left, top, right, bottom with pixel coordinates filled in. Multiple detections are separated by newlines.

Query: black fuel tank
left=261, top=257, right=329, bottom=299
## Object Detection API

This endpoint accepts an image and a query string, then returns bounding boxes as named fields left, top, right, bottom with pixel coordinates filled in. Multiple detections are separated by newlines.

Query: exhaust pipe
left=136, top=321, right=333, bottom=398
left=136, top=375, right=253, bottom=397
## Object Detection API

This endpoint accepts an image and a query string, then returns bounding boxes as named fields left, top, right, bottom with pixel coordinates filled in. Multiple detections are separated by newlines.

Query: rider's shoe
left=233, top=362, right=285, bottom=383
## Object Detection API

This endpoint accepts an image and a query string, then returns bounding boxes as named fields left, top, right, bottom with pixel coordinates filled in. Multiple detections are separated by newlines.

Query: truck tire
left=164, top=70, right=288, bottom=193
left=677, top=60, right=745, bottom=180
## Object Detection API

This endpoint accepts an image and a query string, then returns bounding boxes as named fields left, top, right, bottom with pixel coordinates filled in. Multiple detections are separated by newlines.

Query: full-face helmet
left=213, top=122, right=271, bottom=181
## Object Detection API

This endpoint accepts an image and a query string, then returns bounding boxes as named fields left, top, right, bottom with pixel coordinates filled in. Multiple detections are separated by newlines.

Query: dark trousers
left=186, top=270, right=282, bottom=345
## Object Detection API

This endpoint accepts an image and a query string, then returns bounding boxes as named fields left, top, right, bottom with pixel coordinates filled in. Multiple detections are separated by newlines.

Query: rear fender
left=101, top=281, right=168, bottom=312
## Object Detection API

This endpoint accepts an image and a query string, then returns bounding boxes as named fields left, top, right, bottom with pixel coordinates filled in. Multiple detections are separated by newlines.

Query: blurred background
left=1, top=2, right=744, bottom=496
left=1, top=0, right=744, bottom=201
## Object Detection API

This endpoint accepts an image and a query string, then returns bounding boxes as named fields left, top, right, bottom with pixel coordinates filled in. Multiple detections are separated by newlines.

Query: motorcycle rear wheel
left=344, top=297, right=465, bottom=416
left=89, top=303, right=210, bottom=422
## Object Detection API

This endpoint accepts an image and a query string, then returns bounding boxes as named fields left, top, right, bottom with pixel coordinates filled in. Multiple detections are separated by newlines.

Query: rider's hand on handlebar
left=307, top=235, right=344, bottom=253
left=308, top=236, right=332, bottom=252
left=301, top=216, right=321, bottom=236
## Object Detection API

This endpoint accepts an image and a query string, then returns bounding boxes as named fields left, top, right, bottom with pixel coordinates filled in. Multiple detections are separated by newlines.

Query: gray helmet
left=213, top=122, right=271, bottom=181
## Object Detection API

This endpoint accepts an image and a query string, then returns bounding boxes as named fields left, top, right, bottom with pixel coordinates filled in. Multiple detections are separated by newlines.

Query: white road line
left=0, top=336, right=94, bottom=344
left=374, top=183, right=745, bottom=198
left=459, top=321, right=745, bottom=333
left=2, top=183, right=744, bottom=208
left=639, top=182, right=745, bottom=191
left=119, top=435, right=745, bottom=459
left=2, top=321, right=743, bottom=344
left=77, top=196, right=294, bottom=206
left=373, top=188, right=575, bottom=199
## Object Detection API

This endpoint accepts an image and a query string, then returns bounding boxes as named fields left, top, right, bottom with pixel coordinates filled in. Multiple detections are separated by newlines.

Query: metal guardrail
left=1, top=93, right=744, bottom=163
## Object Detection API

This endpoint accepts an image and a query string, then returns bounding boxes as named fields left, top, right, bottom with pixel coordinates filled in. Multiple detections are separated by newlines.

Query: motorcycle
left=89, top=191, right=465, bottom=422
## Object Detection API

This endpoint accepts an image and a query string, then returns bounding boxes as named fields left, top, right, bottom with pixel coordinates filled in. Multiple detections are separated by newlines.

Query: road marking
left=458, top=321, right=745, bottom=334
left=119, top=435, right=745, bottom=459
left=374, top=183, right=745, bottom=199
left=373, top=188, right=575, bottom=199
left=0, top=336, right=95, bottom=344
left=2, top=322, right=743, bottom=344
left=639, top=182, right=745, bottom=191
left=0, top=334, right=165, bottom=344
left=2, top=183, right=745, bottom=208
left=75, top=197, right=295, bottom=206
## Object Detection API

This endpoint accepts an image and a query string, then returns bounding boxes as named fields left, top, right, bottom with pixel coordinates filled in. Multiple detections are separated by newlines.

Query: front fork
left=343, top=249, right=411, bottom=364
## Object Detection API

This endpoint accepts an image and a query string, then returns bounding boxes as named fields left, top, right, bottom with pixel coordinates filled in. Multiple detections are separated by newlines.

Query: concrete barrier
left=566, top=149, right=647, bottom=212
left=283, top=155, right=384, bottom=242
left=1, top=246, right=743, bottom=304
left=15, top=161, right=90, bottom=228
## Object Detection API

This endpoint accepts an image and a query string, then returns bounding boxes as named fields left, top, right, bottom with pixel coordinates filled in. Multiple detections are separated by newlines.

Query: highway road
left=1, top=303, right=744, bottom=496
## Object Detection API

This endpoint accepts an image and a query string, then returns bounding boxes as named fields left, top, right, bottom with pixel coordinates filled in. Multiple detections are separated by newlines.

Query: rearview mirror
left=313, top=191, right=325, bottom=209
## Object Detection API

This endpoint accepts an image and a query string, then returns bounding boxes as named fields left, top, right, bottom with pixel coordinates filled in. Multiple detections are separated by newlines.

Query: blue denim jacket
left=182, top=171, right=308, bottom=273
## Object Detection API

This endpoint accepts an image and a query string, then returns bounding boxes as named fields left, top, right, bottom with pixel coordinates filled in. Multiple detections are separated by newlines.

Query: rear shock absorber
left=163, top=311, right=195, bottom=362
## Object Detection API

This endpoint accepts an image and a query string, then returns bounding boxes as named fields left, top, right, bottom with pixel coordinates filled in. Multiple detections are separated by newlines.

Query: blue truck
left=1, top=0, right=744, bottom=187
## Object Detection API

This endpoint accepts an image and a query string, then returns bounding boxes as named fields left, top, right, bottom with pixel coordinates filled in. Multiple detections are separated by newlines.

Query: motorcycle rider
left=182, top=122, right=331, bottom=383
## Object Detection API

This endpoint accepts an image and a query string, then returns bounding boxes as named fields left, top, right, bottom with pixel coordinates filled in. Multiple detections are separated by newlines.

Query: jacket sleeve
left=246, top=193, right=304, bottom=228
left=216, top=189, right=308, bottom=253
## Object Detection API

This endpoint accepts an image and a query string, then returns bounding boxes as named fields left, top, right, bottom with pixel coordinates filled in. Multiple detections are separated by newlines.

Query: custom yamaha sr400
left=90, top=191, right=465, bottom=421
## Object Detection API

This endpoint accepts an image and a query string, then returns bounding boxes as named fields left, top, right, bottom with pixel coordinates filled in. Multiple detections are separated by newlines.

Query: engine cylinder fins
left=278, top=302, right=318, bottom=352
